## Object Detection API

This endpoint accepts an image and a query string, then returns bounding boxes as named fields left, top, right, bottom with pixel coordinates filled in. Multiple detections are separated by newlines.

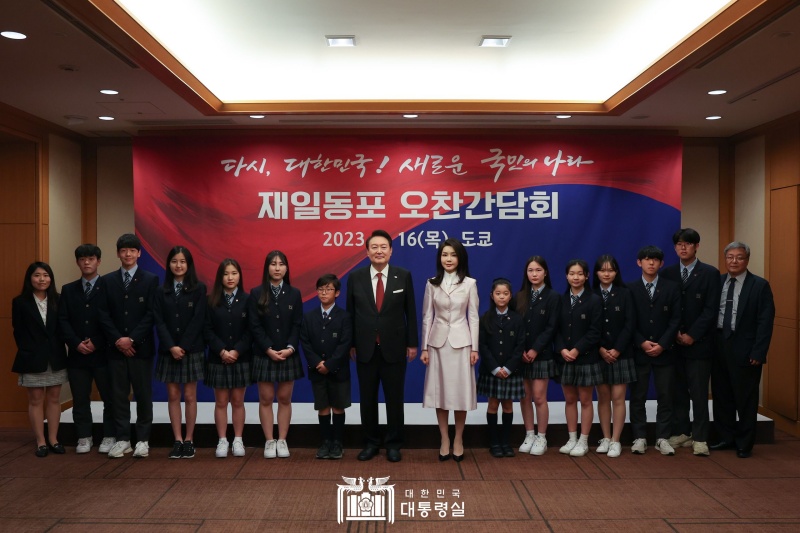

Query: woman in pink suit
left=420, top=238, right=480, bottom=462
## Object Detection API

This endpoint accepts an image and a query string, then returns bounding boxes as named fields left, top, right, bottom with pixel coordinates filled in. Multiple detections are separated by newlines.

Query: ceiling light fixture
left=1, top=31, right=27, bottom=40
left=403, top=114, right=418, bottom=118
left=556, top=115, right=572, bottom=119
left=325, top=35, right=355, bottom=47
left=707, top=89, right=727, bottom=95
left=706, top=115, right=722, bottom=120
left=249, top=115, right=265, bottom=119
left=480, top=35, right=511, bottom=47
left=98, top=116, right=115, bottom=121
left=100, top=89, right=119, bottom=95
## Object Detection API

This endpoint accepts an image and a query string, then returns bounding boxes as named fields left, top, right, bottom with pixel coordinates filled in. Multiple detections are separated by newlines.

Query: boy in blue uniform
left=301, top=274, right=353, bottom=459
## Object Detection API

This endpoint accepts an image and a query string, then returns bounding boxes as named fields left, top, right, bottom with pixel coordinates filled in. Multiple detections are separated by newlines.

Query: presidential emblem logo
left=337, top=476, right=395, bottom=524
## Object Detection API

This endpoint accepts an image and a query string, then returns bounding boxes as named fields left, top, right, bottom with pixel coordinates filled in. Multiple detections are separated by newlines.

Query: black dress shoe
left=490, top=445, right=504, bottom=458
left=710, top=441, right=735, bottom=451
left=48, top=442, right=65, bottom=454
left=386, top=449, right=402, bottom=462
left=34, top=445, right=48, bottom=457
left=502, top=445, right=516, bottom=458
left=439, top=453, right=451, bottom=461
left=453, top=453, right=464, bottom=462
left=358, top=447, right=379, bottom=461
left=736, top=449, right=752, bottom=458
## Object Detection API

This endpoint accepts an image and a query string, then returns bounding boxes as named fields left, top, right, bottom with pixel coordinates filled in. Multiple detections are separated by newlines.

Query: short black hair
left=316, top=273, right=341, bottom=292
left=74, top=243, right=101, bottom=260
left=366, top=229, right=392, bottom=249
left=116, top=233, right=141, bottom=251
left=672, top=228, right=700, bottom=245
left=637, top=245, right=664, bottom=261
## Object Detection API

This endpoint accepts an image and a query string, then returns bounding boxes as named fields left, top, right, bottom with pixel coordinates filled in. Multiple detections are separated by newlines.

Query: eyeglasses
left=675, top=242, right=695, bottom=248
left=725, top=255, right=748, bottom=262
left=316, top=288, right=336, bottom=293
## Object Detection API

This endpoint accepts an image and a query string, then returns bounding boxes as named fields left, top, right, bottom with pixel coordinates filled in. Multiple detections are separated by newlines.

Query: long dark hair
left=429, top=238, right=470, bottom=286
left=258, top=250, right=290, bottom=313
left=20, top=261, right=59, bottom=311
left=516, top=255, right=551, bottom=314
left=593, top=254, right=625, bottom=289
left=209, top=258, right=244, bottom=308
left=163, top=245, right=199, bottom=292
left=565, top=259, right=591, bottom=293
left=482, top=277, right=513, bottom=330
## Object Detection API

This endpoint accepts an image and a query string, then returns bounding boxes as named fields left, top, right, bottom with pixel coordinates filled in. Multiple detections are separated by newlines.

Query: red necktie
left=376, top=272, right=384, bottom=311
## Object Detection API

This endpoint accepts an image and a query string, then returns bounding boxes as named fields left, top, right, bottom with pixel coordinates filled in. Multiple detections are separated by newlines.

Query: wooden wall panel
left=766, top=123, right=800, bottom=190
left=765, top=324, right=799, bottom=420
left=769, top=188, right=799, bottom=321
left=0, top=319, right=28, bottom=416
left=0, top=143, right=36, bottom=224
left=0, top=225, right=37, bottom=318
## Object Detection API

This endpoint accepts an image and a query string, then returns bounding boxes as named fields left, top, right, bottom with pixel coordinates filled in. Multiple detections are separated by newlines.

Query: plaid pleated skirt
left=559, top=361, right=604, bottom=387
left=156, top=351, right=205, bottom=384
left=251, top=353, right=304, bottom=383
left=205, top=361, right=252, bottom=389
left=477, top=372, right=525, bottom=400
left=522, top=358, right=559, bottom=380
left=601, top=357, right=637, bottom=385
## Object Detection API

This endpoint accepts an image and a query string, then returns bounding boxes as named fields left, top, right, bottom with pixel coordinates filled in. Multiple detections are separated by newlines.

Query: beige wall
left=47, top=134, right=82, bottom=285
left=734, top=135, right=767, bottom=275
left=96, top=145, right=134, bottom=275
left=682, top=143, right=720, bottom=267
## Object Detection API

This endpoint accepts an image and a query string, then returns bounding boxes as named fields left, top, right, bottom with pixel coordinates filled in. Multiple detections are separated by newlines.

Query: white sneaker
left=569, top=439, right=589, bottom=457
left=559, top=438, right=578, bottom=454
left=132, top=440, right=149, bottom=458
left=108, top=440, right=132, bottom=458
left=607, top=441, right=622, bottom=458
left=596, top=438, right=611, bottom=454
left=519, top=433, right=536, bottom=453
left=631, top=438, right=647, bottom=454
left=232, top=439, right=246, bottom=457
left=264, top=439, right=277, bottom=459
left=668, top=434, right=693, bottom=448
left=655, top=438, right=675, bottom=456
left=98, top=437, right=116, bottom=454
left=276, top=439, right=290, bottom=458
left=530, top=435, right=548, bottom=456
left=215, top=438, right=229, bottom=458
left=76, top=438, right=93, bottom=454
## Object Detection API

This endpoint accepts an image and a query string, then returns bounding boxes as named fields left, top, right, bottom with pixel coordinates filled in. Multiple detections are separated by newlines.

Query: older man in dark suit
left=347, top=229, right=418, bottom=462
left=711, top=241, right=775, bottom=458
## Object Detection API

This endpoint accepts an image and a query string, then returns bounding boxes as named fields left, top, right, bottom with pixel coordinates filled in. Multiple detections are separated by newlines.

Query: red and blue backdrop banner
left=133, top=133, right=682, bottom=403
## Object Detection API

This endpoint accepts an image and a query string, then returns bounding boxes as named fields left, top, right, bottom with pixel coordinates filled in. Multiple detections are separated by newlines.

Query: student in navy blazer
left=248, top=250, right=304, bottom=459
left=101, top=233, right=159, bottom=459
left=627, top=245, right=681, bottom=456
left=301, top=274, right=353, bottom=460
left=58, top=244, right=116, bottom=454
left=661, top=229, right=721, bottom=455
left=711, top=241, right=775, bottom=457
left=346, top=229, right=418, bottom=463
left=154, top=246, right=207, bottom=459
left=11, top=262, right=68, bottom=456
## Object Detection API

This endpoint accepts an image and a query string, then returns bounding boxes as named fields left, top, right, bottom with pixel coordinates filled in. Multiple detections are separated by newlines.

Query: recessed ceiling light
left=249, top=115, right=265, bottom=119
left=706, top=115, right=722, bottom=120
left=556, top=115, right=572, bottom=119
left=325, top=35, right=355, bottom=47
left=1, top=31, right=27, bottom=40
left=100, top=89, right=119, bottom=95
left=708, top=89, right=727, bottom=95
left=403, top=114, right=418, bottom=119
left=480, top=36, right=511, bottom=47
left=98, top=116, right=115, bottom=121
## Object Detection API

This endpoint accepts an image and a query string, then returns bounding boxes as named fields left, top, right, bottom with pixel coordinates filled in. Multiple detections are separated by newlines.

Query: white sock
left=233, top=437, right=243, bottom=443
left=579, top=434, right=589, bottom=444
left=539, top=433, right=546, bottom=439
left=526, top=430, right=535, bottom=437
left=568, top=431, right=577, bottom=441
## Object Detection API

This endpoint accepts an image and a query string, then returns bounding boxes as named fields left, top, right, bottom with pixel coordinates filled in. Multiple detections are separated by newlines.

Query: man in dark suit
left=101, top=233, right=159, bottom=459
left=347, top=229, right=418, bottom=462
left=628, top=245, right=682, bottom=456
left=661, top=229, right=721, bottom=456
left=58, top=244, right=116, bottom=454
left=711, top=241, right=775, bottom=458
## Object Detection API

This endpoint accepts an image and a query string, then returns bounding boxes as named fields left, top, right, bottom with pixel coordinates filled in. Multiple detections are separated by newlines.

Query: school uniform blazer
left=721, top=271, right=775, bottom=365
left=420, top=277, right=479, bottom=351
left=248, top=285, right=303, bottom=355
left=154, top=283, right=207, bottom=355
left=593, top=285, right=635, bottom=360
left=554, top=291, right=602, bottom=365
left=204, top=291, right=252, bottom=364
left=58, top=277, right=114, bottom=368
left=519, top=286, right=560, bottom=361
left=346, top=265, right=419, bottom=363
left=11, top=296, right=67, bottom=374
left=478, top=310, right=524, bottom=375
left=301, top=305, right=353, bottom=383
left=662, top=261, right=721, bottom=359
left=628, top=277, right=681, bottom=366
left=101, top=268, right=159, bottom=359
